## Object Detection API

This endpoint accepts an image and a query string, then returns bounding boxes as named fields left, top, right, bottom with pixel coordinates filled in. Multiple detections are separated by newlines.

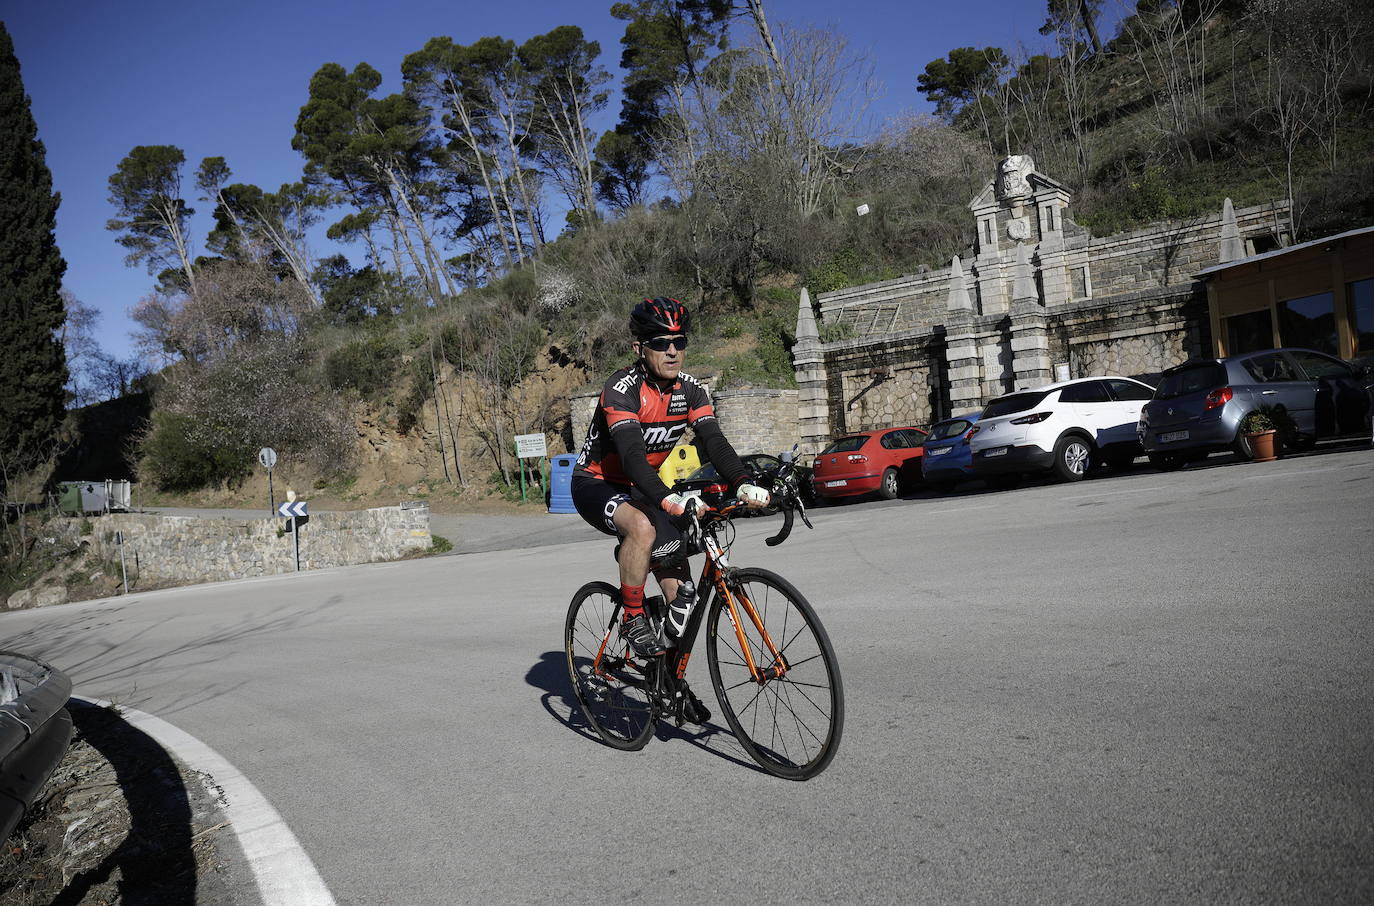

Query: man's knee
left=614, top=504, right=654, bottom=544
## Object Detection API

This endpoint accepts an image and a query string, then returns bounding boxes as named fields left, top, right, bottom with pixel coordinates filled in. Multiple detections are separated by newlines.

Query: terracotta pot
left=1246, top=429, right=1278, bottom=462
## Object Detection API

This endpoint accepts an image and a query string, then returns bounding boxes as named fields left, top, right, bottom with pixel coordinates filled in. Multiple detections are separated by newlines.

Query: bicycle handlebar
left=678, top=445, right=813, bottom=548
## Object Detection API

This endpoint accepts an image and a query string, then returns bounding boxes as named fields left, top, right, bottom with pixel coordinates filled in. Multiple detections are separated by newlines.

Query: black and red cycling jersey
left=574, top=362, right=748, bottom=503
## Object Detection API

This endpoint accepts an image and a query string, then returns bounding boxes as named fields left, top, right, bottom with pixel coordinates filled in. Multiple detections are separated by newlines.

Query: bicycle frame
left=588, top=503, right=789, bottom=720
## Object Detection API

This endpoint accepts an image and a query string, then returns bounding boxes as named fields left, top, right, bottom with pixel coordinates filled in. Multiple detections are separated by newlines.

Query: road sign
left=515, top=433, right=547, bottom=459
left=259, top=447, right=278, bottom=469
left=278, top=500, right=308, bottom=518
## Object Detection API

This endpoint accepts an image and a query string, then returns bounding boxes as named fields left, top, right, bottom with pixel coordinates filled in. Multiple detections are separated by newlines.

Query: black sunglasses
left=642, top=335, right=688, bottom=352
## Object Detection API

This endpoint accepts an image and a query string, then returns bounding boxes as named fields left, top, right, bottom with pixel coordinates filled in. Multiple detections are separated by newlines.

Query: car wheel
left=878, top=468, right=900, bottom=500
left=1052, top=435, right=1093, bottom=482
left=1148, top=452, right=1186, bottom=471
left=1231, top=426, right=1255, bottom=462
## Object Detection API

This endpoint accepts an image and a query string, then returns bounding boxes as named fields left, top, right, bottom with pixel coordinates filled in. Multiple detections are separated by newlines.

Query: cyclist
left=572, top=297, right=771, bottom=665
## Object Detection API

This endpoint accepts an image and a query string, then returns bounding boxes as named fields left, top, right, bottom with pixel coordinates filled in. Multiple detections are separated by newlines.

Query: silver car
left=1138, top=347, right=1371, bottom=469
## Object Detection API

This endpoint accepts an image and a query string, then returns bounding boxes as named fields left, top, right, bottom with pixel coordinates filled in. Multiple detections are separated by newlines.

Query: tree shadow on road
left=525, top=650, right=766, bottom=775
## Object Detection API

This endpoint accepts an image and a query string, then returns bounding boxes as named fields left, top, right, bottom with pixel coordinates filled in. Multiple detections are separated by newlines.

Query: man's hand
left=737, top=483, right=770, bottom=508
left=660, top=493, right=689, bottom=517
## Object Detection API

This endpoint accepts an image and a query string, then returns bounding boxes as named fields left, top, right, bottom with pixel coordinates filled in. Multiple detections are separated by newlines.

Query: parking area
left=811, top=435, right=1374, bottom=511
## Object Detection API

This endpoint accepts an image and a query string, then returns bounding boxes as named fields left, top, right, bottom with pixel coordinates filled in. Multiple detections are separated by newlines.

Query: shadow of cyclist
left=526, top=650, right=767, bottom=774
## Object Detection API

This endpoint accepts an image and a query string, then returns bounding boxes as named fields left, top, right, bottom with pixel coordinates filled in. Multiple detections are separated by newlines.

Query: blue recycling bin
left=549, top=454, right=578, bottom=514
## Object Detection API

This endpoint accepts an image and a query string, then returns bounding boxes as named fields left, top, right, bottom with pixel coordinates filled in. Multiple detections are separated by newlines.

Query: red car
left=810, top=427, right=928, bottom=502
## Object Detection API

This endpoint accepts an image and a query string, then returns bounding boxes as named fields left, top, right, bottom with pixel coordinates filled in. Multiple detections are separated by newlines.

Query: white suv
left=969, top=376, right=1156, bottom=483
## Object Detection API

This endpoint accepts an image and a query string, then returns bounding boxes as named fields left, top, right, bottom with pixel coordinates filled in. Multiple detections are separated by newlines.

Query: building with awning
left=1196, top=226, right=1374, bottom=360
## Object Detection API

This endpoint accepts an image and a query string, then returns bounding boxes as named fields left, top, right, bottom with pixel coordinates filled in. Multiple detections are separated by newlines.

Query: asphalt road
left=8, top=447, right=1373, bottom=904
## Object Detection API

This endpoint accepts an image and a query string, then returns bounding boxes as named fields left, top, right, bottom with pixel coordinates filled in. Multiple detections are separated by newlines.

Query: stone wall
left=49, top=504, right=432, bottom=585
left=713, top=389, right=799, bottom=455
left=1048, top=289, right=1211, bottom=384
left=1084, top=205, right=1284, bottom=299
left=822, top=331, right=944, bottom=433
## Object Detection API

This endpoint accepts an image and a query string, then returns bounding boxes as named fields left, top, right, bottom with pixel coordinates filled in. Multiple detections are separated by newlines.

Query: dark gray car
left=1139, top=347, right=1371, bottom=468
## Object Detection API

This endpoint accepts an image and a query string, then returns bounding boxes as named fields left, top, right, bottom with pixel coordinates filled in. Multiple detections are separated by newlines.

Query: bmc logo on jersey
left=642, top=423, right=687, bottom=448
left=667, top=394, right=688, bottom=416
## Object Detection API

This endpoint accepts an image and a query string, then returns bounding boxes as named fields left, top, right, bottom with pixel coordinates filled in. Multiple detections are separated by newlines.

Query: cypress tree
left=0, top=21, right=68, bottom=490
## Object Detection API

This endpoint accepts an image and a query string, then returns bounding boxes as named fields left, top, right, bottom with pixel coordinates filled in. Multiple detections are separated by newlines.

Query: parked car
left=1139, top=347, right=1373, bottom=468
left=811, top=427, right=928, bottom=502
left=970, top=376, right=1155, bottom=483
left=920, top=414, right=981, bottom=491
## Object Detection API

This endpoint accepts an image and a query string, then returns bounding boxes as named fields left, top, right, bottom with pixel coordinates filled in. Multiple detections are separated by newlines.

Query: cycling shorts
left=571, top=475, right=689, bottom=563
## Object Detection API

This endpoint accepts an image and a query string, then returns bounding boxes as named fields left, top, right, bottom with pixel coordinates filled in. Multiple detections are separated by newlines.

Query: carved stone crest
left=1006, top=217, right=1031, bottom=241
left=995, top=155, right=1035, bottom=201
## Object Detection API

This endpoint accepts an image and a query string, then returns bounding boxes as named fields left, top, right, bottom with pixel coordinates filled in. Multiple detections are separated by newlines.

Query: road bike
left=564, top=455, right=844, bottom=780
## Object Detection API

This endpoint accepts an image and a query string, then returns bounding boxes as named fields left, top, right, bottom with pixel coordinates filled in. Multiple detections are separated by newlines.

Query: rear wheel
left=565, top=581, right=657, bottom=750
left=706, top=568, right=844, bottom=780
left=1052, top=435, right=1093, bottom=482
left=878, top=467, right=900, bottom=499
left=1231, top=426, right=1255, bottom=462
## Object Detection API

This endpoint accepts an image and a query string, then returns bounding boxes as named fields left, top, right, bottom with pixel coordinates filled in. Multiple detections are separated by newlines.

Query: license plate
left=983, top=447, right=1008, bottom=458
left=1159, top=430, right=1189, bottom=443
left=928, top=446, right=952, bottom=456
left=824, top=480, right=847, bottom=487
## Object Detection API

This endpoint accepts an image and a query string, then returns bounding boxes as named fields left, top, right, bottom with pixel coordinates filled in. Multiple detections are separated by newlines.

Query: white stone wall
left=50, top=504, right=432, bottom=584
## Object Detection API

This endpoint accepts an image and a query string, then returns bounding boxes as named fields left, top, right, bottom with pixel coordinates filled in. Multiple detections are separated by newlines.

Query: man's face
left=636, top=334, right=687, bottom=381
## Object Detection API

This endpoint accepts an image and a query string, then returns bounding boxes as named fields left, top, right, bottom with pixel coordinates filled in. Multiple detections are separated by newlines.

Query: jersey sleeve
left=683, top=376, right=715, bottom=425
left=600, top=374, right=641, bottom=433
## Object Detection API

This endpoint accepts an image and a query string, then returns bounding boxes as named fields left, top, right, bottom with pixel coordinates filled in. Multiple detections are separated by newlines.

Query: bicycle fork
left=704, top=537, right=789, bottom=685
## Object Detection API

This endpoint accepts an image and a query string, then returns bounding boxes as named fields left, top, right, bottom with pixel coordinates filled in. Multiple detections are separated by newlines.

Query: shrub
left=430, top=534, right=453, bottom=554
left=139, top=411, right=253, bottom=491
left=324, top=334, right=399, bottom=401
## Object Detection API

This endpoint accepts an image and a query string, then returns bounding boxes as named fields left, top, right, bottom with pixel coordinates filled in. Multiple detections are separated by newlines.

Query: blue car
left=921, top=414, right=981, bottom=491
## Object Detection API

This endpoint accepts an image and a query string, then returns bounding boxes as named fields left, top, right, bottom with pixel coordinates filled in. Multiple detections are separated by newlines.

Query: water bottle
left=664, top=580, right=696, bottom=640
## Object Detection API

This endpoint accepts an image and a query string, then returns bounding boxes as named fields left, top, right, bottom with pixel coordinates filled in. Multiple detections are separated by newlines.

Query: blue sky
left=5, top=0, right=1068, bottom=360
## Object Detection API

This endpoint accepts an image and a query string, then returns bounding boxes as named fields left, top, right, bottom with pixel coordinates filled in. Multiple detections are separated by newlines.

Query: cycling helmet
left=630, top=297, right=690, bottom=340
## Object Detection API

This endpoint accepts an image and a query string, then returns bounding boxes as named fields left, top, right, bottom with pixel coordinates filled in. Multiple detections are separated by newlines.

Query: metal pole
left=267, top=469, right=275, bottom=518
left=292, top=516, right=300, bottom=571
left=517, top=440, right=526, bottom=502
left=117, top=532, right=128, bottom=593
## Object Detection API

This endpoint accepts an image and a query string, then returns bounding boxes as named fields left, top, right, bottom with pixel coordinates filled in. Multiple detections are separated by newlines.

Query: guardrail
left=0, top=652, right=73, bottom=840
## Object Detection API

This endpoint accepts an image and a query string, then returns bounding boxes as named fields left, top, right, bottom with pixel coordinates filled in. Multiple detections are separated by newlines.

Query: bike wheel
left=706, top=568, right=844, bottom=780
left=565, top=581, right=657, bottom=750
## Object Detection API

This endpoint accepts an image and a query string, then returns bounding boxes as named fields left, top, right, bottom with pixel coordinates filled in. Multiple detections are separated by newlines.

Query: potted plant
left=1239, top=410, right=1279, bottom=462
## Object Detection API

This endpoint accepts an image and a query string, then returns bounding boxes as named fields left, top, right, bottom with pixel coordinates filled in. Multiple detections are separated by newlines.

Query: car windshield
left=981, top=391, right=1051, bottom=419
left=926, top=419, right=973, bottom=441
left=1155, top=362, right=1227, bottom=399
left=820, top=436, right=868, bottom=454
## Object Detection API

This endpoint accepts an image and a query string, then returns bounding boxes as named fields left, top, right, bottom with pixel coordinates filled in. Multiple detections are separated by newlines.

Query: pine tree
left=0, top=21, right=68, bottom=490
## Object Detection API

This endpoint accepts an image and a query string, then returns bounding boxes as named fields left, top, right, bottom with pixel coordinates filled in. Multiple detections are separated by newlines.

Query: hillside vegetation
left=63, top=1, right=1374, bottom=508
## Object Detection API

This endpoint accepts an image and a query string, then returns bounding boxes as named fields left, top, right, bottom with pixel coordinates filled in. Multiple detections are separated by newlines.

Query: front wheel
left=565, top=581, right=656, bottom=750
left=706, top=568, right=844, bottom=780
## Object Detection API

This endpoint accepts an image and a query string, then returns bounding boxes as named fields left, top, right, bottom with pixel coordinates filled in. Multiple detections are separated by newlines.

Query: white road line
left=1063, top=485, right=1168, bottom=500
left=73, top=696, right=338, bottom=906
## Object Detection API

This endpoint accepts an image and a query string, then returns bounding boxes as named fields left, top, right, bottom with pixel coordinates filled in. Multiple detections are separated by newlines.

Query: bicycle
left=564, top=453, right=844, bottom=780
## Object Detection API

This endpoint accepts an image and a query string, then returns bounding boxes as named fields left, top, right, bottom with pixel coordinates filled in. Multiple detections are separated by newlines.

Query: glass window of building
left=1225, top=308, right=1273, bottom=355
left=1277, top=291, right=1337, bottom=354
left=1350, top=278, right=1374, bottom=356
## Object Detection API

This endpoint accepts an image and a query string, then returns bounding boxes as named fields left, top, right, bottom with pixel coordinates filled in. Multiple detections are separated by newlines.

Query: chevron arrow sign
left=277, top=501, right=308, bottom=518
